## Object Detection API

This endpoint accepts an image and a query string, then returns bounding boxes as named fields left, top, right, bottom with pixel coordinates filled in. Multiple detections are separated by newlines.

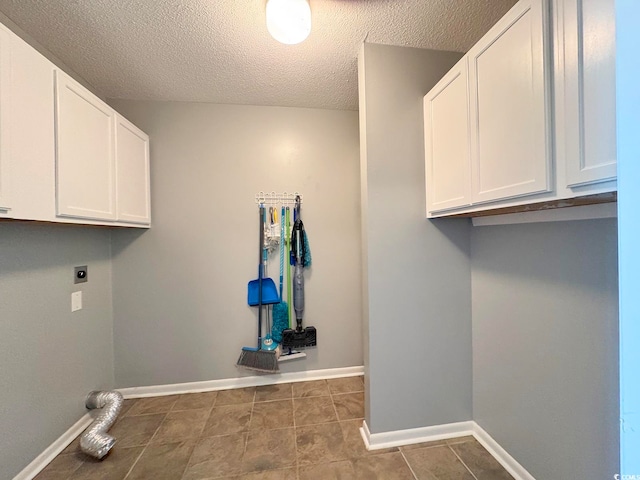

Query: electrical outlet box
left=71, top=291, right=82, bottom=312
left=74, top=266, right=88, bottom=284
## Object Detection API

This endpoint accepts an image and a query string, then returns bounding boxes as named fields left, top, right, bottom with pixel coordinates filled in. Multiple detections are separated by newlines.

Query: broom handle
left=258, top=205, right=264, bottom=349
left=264, top=209, right=271, bottom=338
left=279, top=206, right=285, bottom=300
left=286, top=207, right=292, bottom=329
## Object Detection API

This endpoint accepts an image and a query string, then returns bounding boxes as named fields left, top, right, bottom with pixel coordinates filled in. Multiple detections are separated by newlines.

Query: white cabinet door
left=468, top=0, right=551, bottom=204
left=116, top=115, right=150, bottom=224
left=55, top=71, right=116, bottom=220
left=424, top=57, right=471, bottom=215
left=562, top=0, right=616, bottom=187
left=0, top=25, right=11, bottom=213
left=8, top=31, right=56, bottom=221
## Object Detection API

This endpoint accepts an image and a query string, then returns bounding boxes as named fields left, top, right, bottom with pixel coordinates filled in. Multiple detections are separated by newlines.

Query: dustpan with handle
left=248, top=206, right=280, bottom=306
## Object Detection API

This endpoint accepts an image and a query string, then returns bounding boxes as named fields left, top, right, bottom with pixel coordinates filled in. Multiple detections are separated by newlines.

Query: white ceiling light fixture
left=266, top=0, right=311, bottom=45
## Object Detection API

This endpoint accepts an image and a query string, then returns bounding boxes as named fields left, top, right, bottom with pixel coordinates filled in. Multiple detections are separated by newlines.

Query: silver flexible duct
left=80, top=390, right=124, bottom=459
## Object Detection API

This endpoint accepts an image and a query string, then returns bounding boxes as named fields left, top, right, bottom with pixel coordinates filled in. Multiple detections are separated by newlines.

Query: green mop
left=271, top=206, right=288, bottom=343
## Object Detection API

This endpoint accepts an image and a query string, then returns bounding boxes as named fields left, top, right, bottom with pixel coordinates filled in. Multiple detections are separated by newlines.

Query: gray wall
left=108, top=100, right=362, bottom=388
left=358, top=43, right=472, bottom=434
left=0, top=223, right=114, bottom=479
left=471, top=219, right=619, bottom=480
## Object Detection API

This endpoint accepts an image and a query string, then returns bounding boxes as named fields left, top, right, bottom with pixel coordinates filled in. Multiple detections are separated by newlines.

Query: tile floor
left=35, top=377, right=513, bottom=479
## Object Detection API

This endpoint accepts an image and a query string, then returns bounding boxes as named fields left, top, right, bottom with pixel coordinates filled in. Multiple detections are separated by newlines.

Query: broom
left=237, top=205, right=279, bottom=373
left=272, top=206, right=288, bottom=343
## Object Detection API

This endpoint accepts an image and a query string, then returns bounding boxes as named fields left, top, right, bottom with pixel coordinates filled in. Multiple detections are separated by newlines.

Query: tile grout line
left=328, top=380, right=355, bottom=471
left=448, top=444, right=479, bottom=480
left=178, top=400, right=218, bottom=479
left=250, top=386, right=297, bottom=478
left=146, top=408, right=173, bottom=445
left=177, top=409, right=208, bottom=480
left=292, top=385, right=299, bottom=479
left=246, top=388, right=257, bottom=432
left=331, top=376, right=365, bottom=417
left=399, top=449, right=420, bottom=480
left=327, top=380, right=345, bottom=423
left=294, top=418, right=347, bottom=429
left=237, top=387, right=258, bottom=473
left=296, top=380, right=345, bottom=475
left=195, top=400, right=216, bottom=437
left=293, top=381, right=335, bottom=477
left=293, top=408, right=300, bottom=480
left=122, top=403, right=176, bottom=480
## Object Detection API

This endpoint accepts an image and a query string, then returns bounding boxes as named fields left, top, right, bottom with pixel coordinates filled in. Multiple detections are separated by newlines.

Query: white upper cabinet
left=55, top=71, right=116, bottom=221
left=116, top=115, right=151, bottom=224
left=424, top=57, right=471, bottom=213
left=561, top=0, right=616, bottom=187
left=8, top=30, right=55, bottom=222
left=0, top=19, right=150, bottom=227
left=0, top=26, right=11, bottom=213
left=468, top=0, right=551, bottom=204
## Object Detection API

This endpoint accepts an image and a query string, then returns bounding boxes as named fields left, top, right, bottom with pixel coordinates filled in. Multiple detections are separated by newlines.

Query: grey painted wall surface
left=358, top=43, right=472, bottom=433
left=0, top=223, right=114, bottom=478
left=472, top=219, right=619, bottom=480
left=109, top=100, right=362, bottom=388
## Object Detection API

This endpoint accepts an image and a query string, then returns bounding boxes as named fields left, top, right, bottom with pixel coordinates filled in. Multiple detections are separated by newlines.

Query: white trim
left=472, top=424, right=536, bottom=480
left=13, top=413, right=92, bottom=480
left=360, top=419, right=475, bottom=451
left=359, top=418, right=372, bottom=447
left=117, top=366, right=365, bottom=399
left=472, top=202, right=617, bottom=226
left=360, top=420, right=536, bottom=480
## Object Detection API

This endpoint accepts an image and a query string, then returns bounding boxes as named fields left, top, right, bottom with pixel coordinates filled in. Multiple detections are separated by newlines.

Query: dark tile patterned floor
left=35, top=377, right=513, bottom=480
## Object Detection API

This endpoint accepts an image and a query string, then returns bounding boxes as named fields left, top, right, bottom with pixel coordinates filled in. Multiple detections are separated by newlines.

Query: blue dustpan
left=248, top=266, right=280, bottom=306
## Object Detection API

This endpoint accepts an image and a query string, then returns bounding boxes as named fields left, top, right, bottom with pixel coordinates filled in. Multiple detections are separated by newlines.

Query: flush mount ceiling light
left=266, top=0, right=311, bottom=45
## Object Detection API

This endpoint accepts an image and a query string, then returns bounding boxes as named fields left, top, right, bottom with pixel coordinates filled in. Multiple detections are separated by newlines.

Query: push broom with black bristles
left=237, top=205, right=279, bottom=373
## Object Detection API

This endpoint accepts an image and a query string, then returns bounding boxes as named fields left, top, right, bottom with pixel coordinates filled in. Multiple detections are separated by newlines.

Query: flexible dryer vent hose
left=80, top=390, right=123, bottom=459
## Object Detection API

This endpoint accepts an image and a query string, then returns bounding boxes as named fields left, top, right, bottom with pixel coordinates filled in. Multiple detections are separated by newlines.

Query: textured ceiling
left=0, top=0, right=517, bottom=110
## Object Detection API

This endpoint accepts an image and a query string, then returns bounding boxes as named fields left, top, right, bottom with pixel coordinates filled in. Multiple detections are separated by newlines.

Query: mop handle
left=279, top=206, right=285, bottom=300
left=295, top=195, right=301, bottom=220
left=286, top=207, right=293, bottom=328
left=257, top=205, right=265, bottom=349
left=263, top=208, right=272, bottom=339
left=263, top=208, right=269, bottom=264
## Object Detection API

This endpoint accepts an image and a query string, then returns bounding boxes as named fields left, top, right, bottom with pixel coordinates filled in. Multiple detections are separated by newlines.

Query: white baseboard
left=117, top=365, right=364, bottom=398
left=472, top=424, right=536, bottom=480
left=360, top=420, right=536, bottom=480
left=13, top=413, right=92, bottom=480
left=360, top=419, right=476, bottom=451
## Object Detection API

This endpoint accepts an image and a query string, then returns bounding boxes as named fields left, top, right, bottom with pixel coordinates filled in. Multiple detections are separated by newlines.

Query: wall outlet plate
left=74, top=266, right=88, bottom=284
left=71, top=291, right=82, bottom=312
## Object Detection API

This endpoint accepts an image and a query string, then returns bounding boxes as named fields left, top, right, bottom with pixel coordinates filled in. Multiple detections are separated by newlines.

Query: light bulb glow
left=266, top=0, right=311, bottom=45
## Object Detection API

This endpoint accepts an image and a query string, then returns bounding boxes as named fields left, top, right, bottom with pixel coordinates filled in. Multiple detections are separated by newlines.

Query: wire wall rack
left=254, top=191, right=303, bottom=206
